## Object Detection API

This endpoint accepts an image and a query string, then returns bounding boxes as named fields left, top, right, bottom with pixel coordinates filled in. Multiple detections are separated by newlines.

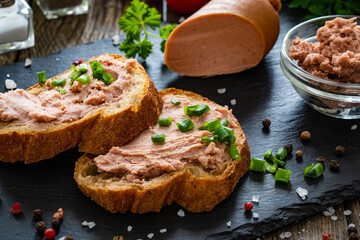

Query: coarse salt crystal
left=284, top=232, right=292, bottom=238
left=147, top=233, right=154, bottom=239
left=226, top=221, right=231, bottom=227
left=127, top=225, right=133, bottom=232
left=252, top=195, right=259, bottom=203
left=5, top=79, right=17, bottom=89
left=177, top=209, right=185, bottom=217
left=302, top=229, right=305, bottom=232
left=323, top=207, right=335, bottom=216
left=88, top=222, right=96, bottom=229
left=253, top=213, right=259, bottom=219
left=6, top=74, right=10, bottom=78
left=112, top=35, right=121, bottom=46
left=349, top=223, right=356, bottom=228
left=230, top=99, right=236, bottom=105
left=24, top=58, right=32, bottom=67
left=279, top=232, right=286, bottom=239
left=56, top=58, right=60, bottom=62
left=82, top=221, right=88, bottom=226
left=351, top=125, right=357, bottom=130
left=331, top=216, right=338, bottom=221
left=296, top=187, right=308, bottom=200
left=217, top=88, right=226, bottom=94
left=344, top=210, right=352, bottom=216
left=159, top=228, right=167, bottom=233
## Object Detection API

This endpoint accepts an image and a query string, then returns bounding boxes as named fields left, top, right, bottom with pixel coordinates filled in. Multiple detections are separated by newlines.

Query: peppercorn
left=323, top=233, right=332, bottom=240
left=316, top=156, right=326, bottom=164
left=65, top=235, right=74, bottom=240
left=349, top=227, right=358, bottom=235
left=51, top=219, right=61, bottom=230
left=244, top=202, right=253, bottom=211
left=329, top=160, right=340, bottom=170
left=53, top=208, right=64, bottom=220
left=295, top=150, right=303, bottom=159
left=301, top=131, right=311, bottom=140
left=262, top=119, right=271, bottom=128
left=10, top=202, right=22, bottom=214
left=335, top=145, right=345, bottom=156
left=44, top=228, right=56, bottom=239
left=32, top=209, right=43, bottom=221
left=284, top=144, right=293, bottom=154
left=349, top=232, right=360, bottom=240
left=35, top=221, right=46, bottom=234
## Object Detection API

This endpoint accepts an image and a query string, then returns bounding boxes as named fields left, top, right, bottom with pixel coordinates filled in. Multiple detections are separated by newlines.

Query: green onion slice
left=75, top=74, right=91, bottom=85
left=304, top=163, right=324, bottom=179
left=151, top=134, right=165, bottom=143
left=214, top=126, right=229, bottom=142
left=207, top=119, right=222, bottom=132
left=250, top=158, right=265, bottom=172
left=223, top=126, right=234, bottom=135
left=170, top=98, right=181, bottom=105
left=263, top=149, right=273, bottom=159
left=226, top=134, right=236, bottom=145
left=79, top=63, right=88, bottom=73
left=265, top=159, right=277, bottom=173
left=228, top=144, right=241, bottom=160
left=275, top=146, right=288, bottom=161
left=90, top=60, right=114, bottom=85
left=201, top=135, right=218, bottom=143
left=220, top=119, right=229, bottom=126
left=58, top=89, right=66, bottom=95
left=69, top=70, right=82, bottom=87
left=102, top=72, right=114, bottom=85
left=51, top=78, right=66, bottom=87
left=158, top=117, right=172, bottom=126
left=274, top=168, right=292, bottom=183
left=198, top=122, right=208, bottom=130
left=37, top=71, right=46, bottom=86
left=176, top=118, right=194, bottom=132
left=193, top=104, right=210, bottom=116
left=184, top=104, right=199, bottom=115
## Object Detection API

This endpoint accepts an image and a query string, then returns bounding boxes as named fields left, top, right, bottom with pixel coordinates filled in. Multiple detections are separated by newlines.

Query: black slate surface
left=1, top=7, right=360, bottom=240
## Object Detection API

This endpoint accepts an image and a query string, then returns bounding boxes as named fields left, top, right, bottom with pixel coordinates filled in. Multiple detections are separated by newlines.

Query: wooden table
left=1, top=1, right=359, bottom=239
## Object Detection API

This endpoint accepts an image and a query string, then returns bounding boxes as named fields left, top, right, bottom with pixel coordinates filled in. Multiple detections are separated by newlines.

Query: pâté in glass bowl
left=280, top=15, right=360, bottom=119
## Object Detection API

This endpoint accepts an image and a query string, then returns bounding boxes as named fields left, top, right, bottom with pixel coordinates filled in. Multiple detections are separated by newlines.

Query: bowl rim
left=280, top=14, right=360, bottom=90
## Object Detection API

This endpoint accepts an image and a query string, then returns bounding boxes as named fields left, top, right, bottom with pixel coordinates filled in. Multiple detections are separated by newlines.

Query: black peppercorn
left=316, top=156, right=326, bottom=164
left=284, top=144, right=293, bottom=154
left=262, top=119, right=271, bottom=128
left=329, top=160, right=340, bottom=170
left=349, top=227, right=358, bottom=235
left=32, top=209, right=43, bottom=221
left=65, top=235, right=74, bottom=240
left=35, top=221, right=46, bottom=233
left=335, top=145, right=345, bottom=156
left=51, top=218, right=61, bottom=230
left=301, top=131, right=311, bottom=140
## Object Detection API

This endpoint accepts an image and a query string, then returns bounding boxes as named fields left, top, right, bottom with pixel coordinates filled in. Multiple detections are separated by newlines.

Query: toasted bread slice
left=74, top=88, right=250, bottom=213
left=0, top=54, right=163, bottom=163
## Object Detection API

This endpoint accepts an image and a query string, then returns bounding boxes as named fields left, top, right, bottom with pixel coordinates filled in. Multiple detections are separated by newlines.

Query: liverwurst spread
left=0, top=55, right=136, bottom=125
left=94, top=95, right=238, bottom=182
left=289, top=17, right=360, bottom=83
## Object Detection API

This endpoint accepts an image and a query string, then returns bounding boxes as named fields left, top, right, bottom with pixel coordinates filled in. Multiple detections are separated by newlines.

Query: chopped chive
left=201, top=135, right=218, bottom=142
left=102, top=72, right=114, bottom=85
left=51, top=78, right=66, bottom=87
left=69, top=69, right=82, bottom=87
left=76, top=74, right=91, bottom=85
left=304, top=163, right=324, bottom=179
left=158, top=117, right=172, bottom=126
left=184, top=104, right=199, bottom=115
left=265, top=159, right=277, bottom=173
left=37, top=71, right=46, bottom=86
left=176, top=118, right=194, bottom=132
left=226, top=134, right=236, bottom=145
left=220, top=118, right=229, bottom=126
left=151, top=134, right=165, bottom=143
left=275, top=147, right=288, bottom=161
left=79, top=63, right=88, bottom=73
left=263, top=149, right=273, bottom=159
left=223, top=126, right=234, bottom=135
left=71, top=64, right=77, bottom=71
left=193, top=104, right=210, bottom=116
left=58, top=89, right=66, bottom=95
left=274, top=157, right=285, bottom=167
left=274, top=168, right=292, bottom=183
left=90, top=60, right=104, bottom=79
left=228, top=144, right=241, bottom=160
left=214, top=126, right=229, bottom=142
left=170, top=98, right=181, bottom=105
left=250, top=158, right=265, bottom=172
left=207, top=119, right=222, bottom=132
left=198, top=122, right=208, bottom=130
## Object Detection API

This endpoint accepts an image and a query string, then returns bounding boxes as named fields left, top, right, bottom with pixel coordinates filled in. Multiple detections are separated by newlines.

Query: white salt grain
left=56, top=58, right=60, bottom=62
left=230, top=99, right=236, bottom=105
left=82, top=221, right=88, bottom=226
left=331, top=216, right=338, bottom=221
left=302, top=229, right=305, bottom=232
left=217, top=88, right=226, bottom=94
left=159, top=228, right=167, bottom=233
left=351, top=125, right=357, bottom=130
left=279, top=232, right=286, bottom=239
left=6, top=74, right=10, bottom=78
left=252, top=195, right=259, bottom=203
left=147, top=233, right=154, bottom=239
left=323, top=207, right=335, bottom=216
left=284, top=232, right=292, bottom=238
left=24, top=58, right=32, bottom=67
left=344, top=210, right=352, bottom=216
left=296, top=187, right=308, bottom=200
left=127, top=225, right=133, bottom=232
left=226, top=221, right=231, bottom=227
left=88, top=222, right=96, bottom=229
left=253, top=213, right=259, bottom=219
left=112, top=35, right=121, bottom=46
left=177, top=209, right=185, bottom=217
left=5, top=79, right=17, bottom=89
left=349, top=223, right=356, bottom=228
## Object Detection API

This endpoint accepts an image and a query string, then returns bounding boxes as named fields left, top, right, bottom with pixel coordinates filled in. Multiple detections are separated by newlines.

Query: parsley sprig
left=118, top=0, right=176, bottom=59
left=284, top=0, right=360, bottom=19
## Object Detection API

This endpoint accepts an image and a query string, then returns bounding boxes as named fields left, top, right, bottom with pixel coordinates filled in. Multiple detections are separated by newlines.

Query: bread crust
left=0, top=54, right=163, bottom=163
left=74, top=88, right=251, bottom=213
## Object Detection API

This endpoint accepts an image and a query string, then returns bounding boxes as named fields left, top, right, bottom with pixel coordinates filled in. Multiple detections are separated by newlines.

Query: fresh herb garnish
left=37, top=71, right=46, bottom=86
left=58, top=89, right=66, bottom=95
left=90, top=60, right=114, bottom=85
left=151, top=134, right=166, bottom=143
left=51, top=78, right=66, bottom=87
left=118, top=0, right=176, bottom=59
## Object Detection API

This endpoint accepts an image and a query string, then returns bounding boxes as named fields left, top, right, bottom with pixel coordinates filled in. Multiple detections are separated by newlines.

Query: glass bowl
left=280, top=15, right=360, bottom=119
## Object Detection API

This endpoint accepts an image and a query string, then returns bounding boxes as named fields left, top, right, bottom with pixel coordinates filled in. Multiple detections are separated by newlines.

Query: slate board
left=1, top=7, right=360, bottom=240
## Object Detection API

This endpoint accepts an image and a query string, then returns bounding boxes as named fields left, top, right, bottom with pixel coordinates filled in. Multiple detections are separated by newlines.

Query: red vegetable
left=244, top=202, right=253, bottom=211
left=10, top=202, right=22, bottom=214
left=44, top=228, right=56, bottom=239
left=166, top=0, right=207, bottom=15
left=323, top=233, right=332, bottom=240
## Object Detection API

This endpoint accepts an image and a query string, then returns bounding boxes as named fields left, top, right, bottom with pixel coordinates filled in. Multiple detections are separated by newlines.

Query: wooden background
left=0, top=0, right=359, bottom=239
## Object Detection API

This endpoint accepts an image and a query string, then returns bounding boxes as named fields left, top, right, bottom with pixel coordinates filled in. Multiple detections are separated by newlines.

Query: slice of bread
left=74, top=88, right=250, bottom=213
left=0, top=54, right=163, bottom=163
